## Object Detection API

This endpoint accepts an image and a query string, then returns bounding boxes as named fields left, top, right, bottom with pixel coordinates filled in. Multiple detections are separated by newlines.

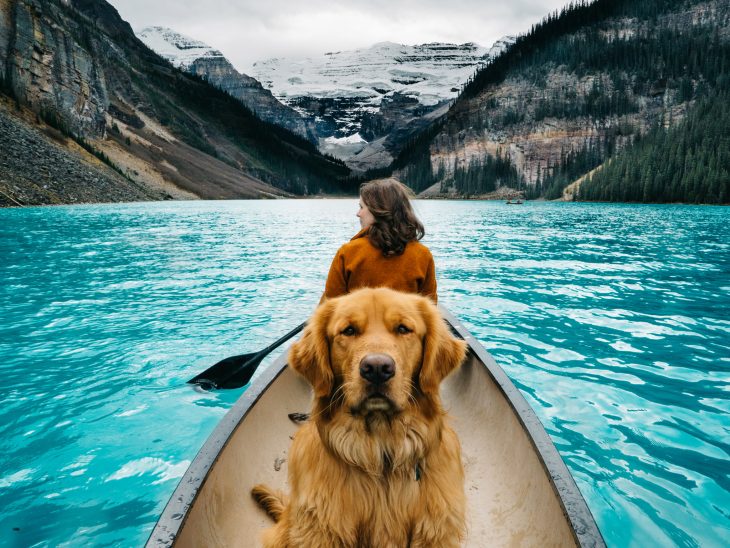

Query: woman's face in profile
left=357, top=198, right=375, bottom=229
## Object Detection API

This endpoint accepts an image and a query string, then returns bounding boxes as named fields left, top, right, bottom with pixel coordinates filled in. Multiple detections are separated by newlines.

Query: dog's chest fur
left=282, top=413, right=452, bottom=544
left=318, top=411, right=436, bottom=477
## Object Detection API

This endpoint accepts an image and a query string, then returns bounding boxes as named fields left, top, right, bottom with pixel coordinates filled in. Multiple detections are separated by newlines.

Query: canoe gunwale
left=145, top=352, right=291, bottom=547
left=146, top=307, right=605, bottom=547
left=438, top=307, right=605, bottom=548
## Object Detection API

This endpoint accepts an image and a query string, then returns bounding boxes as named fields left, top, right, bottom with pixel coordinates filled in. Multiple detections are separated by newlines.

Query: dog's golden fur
left=252, top=287, right=467, bottom=547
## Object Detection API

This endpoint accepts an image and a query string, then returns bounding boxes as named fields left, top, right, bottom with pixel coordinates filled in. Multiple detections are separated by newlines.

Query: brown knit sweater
left=323, top=228, right=437, bottom=302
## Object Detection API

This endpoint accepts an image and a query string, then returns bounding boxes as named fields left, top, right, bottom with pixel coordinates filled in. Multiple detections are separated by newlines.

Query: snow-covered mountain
left=136, top=26, right=222, bottom=69
left=251, top=38, right=515, bottom=168
left=135, top=27, right=515, bottom=170
left=135, top=27, right=316, bottom=142
left=254, top=39, right=514, bottom=110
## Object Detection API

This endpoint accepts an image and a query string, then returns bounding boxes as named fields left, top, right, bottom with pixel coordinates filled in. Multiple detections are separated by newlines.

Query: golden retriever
left=252, top=287, right=467, bottom=547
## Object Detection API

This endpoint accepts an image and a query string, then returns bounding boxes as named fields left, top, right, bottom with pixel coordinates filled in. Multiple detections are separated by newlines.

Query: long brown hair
left=360, top=178, right=425, bottom=256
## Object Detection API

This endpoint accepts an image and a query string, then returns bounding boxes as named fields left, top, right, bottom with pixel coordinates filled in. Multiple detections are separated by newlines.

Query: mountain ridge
left=0, top=0, right=350, bottom=206
left=251, top=37, right=516, bottom=169
left=136, top=30, right=515, bottom=172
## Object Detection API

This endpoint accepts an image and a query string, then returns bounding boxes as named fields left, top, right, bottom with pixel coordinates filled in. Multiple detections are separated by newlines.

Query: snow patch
left=319, top=134, right=368, bottom=160
left=324, top=133, right=366, bottom=146
left=136, top=26, right=223, bottom=70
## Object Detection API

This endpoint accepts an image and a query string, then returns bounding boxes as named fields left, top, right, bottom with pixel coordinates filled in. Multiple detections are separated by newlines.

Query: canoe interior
left=169, top=350, right=579, bottom=547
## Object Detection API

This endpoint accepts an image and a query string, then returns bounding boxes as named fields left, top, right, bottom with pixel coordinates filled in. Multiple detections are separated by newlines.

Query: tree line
left=578, top=92, right=730, bottom=203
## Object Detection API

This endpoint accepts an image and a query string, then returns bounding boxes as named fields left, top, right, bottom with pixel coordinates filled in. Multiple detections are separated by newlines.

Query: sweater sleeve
left=323, top=247, right=348, bottom=301
left=422, top=252, right=438, bottom=303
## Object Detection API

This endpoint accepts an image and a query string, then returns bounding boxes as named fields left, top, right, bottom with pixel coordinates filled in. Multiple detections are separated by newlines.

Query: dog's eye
left=397, top=324, right=412, bottom=335
left=341, top=325, right=357, bottom=336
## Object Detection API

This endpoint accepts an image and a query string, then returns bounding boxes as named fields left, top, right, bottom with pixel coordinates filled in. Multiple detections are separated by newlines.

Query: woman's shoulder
left=337, top=232, right=376, bottom=255
left=406, top=239, right=433, bottom=257
left=336, top=231, right=432, bottom=260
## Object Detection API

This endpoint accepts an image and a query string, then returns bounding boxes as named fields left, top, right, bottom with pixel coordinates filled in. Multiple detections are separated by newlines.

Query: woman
left=323, top=177, right=437, bottom=302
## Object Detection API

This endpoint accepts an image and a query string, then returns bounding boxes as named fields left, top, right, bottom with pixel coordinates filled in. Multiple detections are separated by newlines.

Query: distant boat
left=146, top=308, right=604, bottom=547
left=506, top=199, right=524, bottom=204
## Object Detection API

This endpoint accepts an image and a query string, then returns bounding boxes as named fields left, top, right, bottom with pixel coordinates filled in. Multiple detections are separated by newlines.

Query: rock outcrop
left=2, top=0, right=109, bottom=137
left=0, top=97, right=167, bottom=206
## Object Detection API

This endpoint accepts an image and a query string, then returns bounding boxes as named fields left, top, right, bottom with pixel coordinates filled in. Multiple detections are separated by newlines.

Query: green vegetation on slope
left=532, top=138, right=610, bottom=200
left=461, top=0, right=710, bottom=102
left=450, top=152, right=524, bottom=197
left=579, top=93, right=730, bottom=203
left=393, top=0, right=730, bottom=203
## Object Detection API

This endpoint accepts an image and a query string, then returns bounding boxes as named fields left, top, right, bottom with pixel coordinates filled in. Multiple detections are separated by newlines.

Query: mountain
left=0, top=0, right=350, bottom=206
left=251, top=38, right=515, bottom=171
left=135, top=26, right=318, bottom=144
left=392, top=0, right=730, bottom=204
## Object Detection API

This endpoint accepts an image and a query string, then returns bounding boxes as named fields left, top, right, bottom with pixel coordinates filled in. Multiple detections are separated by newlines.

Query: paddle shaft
left=226, top=321, right=306, bottom=382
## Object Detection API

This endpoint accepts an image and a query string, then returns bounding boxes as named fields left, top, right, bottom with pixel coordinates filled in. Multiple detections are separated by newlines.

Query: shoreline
left=2, top=195, right=728, bottom=209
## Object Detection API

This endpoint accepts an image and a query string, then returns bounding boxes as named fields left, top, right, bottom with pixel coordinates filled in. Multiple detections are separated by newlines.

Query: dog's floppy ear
left=288, top=300, right=335, bottom=397
left=417, top=298, right=467, bottom=394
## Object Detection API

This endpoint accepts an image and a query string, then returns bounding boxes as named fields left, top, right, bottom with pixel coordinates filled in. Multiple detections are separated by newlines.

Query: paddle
left=188, top=322, right=306, bottom=390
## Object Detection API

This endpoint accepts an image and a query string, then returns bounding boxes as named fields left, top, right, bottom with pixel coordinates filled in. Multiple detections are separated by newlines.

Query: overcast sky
left=109, top=0, right=571, bottom=74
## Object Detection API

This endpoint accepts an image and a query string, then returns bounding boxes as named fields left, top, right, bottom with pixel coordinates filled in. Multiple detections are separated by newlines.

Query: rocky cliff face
left=136, top=26, right=317, bottom=143
left=396, top=0, right=730, bottom=196
left=1, top=0, right=109, bottom=137
left=252, top=39, right=515, bottom=170
left=432, top=71, right=647, bottom=185
left=0, top=0, right=349, bottom=206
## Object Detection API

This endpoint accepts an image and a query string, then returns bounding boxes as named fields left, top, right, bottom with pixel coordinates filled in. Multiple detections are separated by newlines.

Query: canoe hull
left=148, top=308, right=604, bottom=547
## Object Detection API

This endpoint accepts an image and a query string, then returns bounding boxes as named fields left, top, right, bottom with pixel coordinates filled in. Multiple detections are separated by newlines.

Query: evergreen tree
left=579, top=91, right=730, bottom=204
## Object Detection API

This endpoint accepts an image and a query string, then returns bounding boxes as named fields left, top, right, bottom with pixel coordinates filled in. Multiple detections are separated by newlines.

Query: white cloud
left=110, top=0, right=571, bottom=73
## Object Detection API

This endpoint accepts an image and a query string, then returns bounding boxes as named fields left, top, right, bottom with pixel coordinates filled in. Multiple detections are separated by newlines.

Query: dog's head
left=289, top=288, right=466, bottom=417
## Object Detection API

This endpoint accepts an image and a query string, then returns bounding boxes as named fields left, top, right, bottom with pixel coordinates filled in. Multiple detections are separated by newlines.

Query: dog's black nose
left=359, top=354, right=395, bottom=384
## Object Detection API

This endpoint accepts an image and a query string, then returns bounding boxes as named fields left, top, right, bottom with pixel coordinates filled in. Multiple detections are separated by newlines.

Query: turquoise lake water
left=0, top=200, right=728, bottom=547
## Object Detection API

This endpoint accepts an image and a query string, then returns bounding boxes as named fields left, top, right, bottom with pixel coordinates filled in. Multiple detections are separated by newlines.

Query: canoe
left=147, top=307, right=605, bottom=547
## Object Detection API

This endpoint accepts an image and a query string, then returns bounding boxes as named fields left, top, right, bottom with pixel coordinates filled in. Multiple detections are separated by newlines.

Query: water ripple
left=0, top=200, right=728, bottom=546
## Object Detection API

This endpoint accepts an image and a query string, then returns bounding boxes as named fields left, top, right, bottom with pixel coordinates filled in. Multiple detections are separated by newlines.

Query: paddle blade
left=187, top=322, right=305, bottom=390
left=187, top=352, right=261, bottom=390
